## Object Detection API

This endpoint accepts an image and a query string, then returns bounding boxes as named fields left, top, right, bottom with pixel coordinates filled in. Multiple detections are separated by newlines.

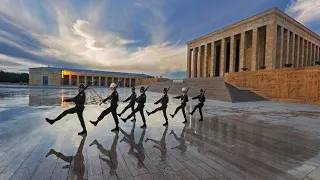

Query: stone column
left=251, top=28, right=258, bottom=71
left=301, top=39, right=305, bottom=67
left=292, top=33, right=295, bottom=67
left=306, top=41, right=309, bottom=67
left=279, top=27, right=284, bottom=68
left=313, top=44, right=316, bottom=65
left=85, top=75, right=87, bottom=84
left=286, top=31, right=290, bottom=65
left=192, top=48, right=197, bottom=78
left=204, top=44, right=208, bottom=77
left=265, top=23, right=277, bottom=69
left=296, top=35, right=300, bottom=67
left=220, top=39, right=226, bottom=76
left=98, top=77, right=101, bottom=87
left=229, top=35, right=235, bottom=72
left=197, top=46, right=201, bottom=77
left=210, top=41, right=216, bottom=76
left=239, top=32, right=245, bottom=71
left=69, top=75, right=71, bottom=86
left=316, top=46, right=320, bottom=61
left=77, top=75, right=79, bottom=85
left=187, top=48, right=192, bottom=78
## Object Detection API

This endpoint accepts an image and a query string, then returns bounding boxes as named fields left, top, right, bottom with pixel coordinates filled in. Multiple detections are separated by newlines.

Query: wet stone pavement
left=0, top=87, right=320, bottom=180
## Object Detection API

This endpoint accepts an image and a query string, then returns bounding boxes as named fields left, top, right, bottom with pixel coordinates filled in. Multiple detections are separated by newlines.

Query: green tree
left=0, top=71, right=29, bottom=83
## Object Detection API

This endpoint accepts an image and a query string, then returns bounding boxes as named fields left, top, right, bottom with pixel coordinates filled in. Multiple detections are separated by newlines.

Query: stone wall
left=225, top=67, right=320, bottom=104
left=29, top=69, right=61, bottom=86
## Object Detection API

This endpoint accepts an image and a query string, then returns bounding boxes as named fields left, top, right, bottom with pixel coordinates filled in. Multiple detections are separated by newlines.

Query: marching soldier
left=117, top=87, right=136, bottom=121
left=90, top=83, right=119, bottom=132
left=45, top=83, right=88, bottom=135
left=190, top=89, right=206, bottom=121
left=121, top=86, right=147, bottom=128
left=146, top=87, right=169, bottom=126
left=170, top=87, right=189, bottom=123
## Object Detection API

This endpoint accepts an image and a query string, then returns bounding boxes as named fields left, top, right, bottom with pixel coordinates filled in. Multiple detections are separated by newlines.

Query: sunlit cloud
left=0, top=0, right=186, bottom=76
left=286, top=0, right=320, bottom=24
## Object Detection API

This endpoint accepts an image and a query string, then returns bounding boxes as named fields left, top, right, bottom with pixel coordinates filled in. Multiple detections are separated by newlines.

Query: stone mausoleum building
left=186, top=8, right=320, bottom=78
left=29, top=67, right=152, bottom=87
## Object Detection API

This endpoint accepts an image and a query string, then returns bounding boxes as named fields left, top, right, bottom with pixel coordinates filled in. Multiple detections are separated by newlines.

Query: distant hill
left=164, top=71, right=186, bottom=79
left=0, top=71, right=29, bottom=83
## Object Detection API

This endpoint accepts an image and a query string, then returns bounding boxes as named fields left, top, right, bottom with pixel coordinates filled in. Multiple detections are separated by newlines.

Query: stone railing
left=225, top=66, right=320, bottom=104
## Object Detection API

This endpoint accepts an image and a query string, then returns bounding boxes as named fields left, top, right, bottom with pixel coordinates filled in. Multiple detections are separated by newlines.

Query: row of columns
left=276, top=25, right=320, bottom=69
left=64, top=75, right=135, bottom=87
left=187, top=23, right=320, bottom=78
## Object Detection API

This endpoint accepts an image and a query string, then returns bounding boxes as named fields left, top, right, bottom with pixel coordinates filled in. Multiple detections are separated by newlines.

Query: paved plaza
left=0, top=87, right=320, bottom=180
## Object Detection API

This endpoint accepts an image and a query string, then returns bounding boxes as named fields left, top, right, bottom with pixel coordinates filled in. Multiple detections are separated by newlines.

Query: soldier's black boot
left=111, top=125, right=119, bottom=132
left=46, top=118, right=56, bottom=125
left=90, top=120, right=98, bottom=126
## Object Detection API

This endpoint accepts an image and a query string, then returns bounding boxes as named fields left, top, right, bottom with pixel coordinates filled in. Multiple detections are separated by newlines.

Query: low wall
left=140, top=78, right=168, bottom=85
left=225, top=67, right=320, bottom=104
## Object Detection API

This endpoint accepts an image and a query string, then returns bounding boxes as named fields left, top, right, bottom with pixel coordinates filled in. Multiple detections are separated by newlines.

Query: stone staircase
left=144, top=77, right=266, bottom=102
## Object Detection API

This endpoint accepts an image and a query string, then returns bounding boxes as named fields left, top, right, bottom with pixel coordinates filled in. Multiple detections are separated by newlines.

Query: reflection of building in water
left=29, top=67, right=153, bottom=87
left=29, top=90, right=64, bottom=106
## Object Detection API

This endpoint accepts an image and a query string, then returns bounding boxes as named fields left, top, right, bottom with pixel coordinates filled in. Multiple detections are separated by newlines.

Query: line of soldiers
left=45, top=83, right=206, bottom=135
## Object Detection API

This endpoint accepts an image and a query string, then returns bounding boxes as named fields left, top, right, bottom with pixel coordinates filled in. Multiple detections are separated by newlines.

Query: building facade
left=186, top=8, right=320, bottom=78
left=29, top=67, right=152, bottom=87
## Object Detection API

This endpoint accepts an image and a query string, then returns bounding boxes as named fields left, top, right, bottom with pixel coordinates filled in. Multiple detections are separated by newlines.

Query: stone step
left=145, top=77, right=266, bottom=103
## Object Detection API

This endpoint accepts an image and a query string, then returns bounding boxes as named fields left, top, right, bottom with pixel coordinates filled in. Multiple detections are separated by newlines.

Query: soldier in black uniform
left=117, top=87, right=136, bottom=121
left=146, top=88, right=169, bottom=126
left=121, top=86, right=147, bottom=129
left=170, top=87, right=188, bottom=123
left=90, top=83, right=119, bottom=132
left=45, top=83, right=87, bottom=135
left=190, top=89, right=206, bottom=121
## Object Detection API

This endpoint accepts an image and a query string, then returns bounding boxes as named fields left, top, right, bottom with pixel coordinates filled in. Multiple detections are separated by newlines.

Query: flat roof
left=29, top=67, right=152, bottom=78
left=187, top=8, right=320, bottom=45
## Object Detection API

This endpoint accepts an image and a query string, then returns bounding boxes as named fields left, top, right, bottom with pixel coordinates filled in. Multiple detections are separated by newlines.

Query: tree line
left=0, top=71, right=29, bottom=83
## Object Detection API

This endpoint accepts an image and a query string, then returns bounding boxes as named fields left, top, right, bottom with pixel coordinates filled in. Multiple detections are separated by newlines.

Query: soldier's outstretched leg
left=189, top=104, right=199, bottom=115
left=46, top=107, right=78, bottom=125
left=90, top=107, right=112, bottom=126
left=139, top=108, right=146, bottom=129
left=146, top=107, right=162, bottom=116
left=117, top=103, right=131, bottom=116
left=121, top=107, right=140, bottom=122
left=170, top=105, right=182, bottom=118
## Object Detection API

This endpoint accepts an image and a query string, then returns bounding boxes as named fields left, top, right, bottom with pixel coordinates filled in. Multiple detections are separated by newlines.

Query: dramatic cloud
left=0, top=0, right=186, bottom=77
left=286, top=0, right=320, bottom=24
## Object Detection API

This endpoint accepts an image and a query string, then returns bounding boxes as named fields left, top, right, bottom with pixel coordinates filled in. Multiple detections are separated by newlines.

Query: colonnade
left=187, top=24, right=320, bottom=78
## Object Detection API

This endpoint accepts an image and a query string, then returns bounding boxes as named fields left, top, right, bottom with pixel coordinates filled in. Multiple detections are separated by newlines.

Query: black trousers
left=55, top=105, right=86, bottom=131
left=149, top=105, right=168, bottom=122
left=191, top=103, right=204, bottom=119
left=126, top=105, right=146, bottom=124
left=173, top=104, right=187, bottom=121
left=120, top=103, right=135, bottom=119
left=97, top=106, right=118, bottom=125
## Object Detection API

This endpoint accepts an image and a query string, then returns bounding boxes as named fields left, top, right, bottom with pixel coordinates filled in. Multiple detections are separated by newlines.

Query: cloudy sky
left=0, top=0, right=319, bottom=78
